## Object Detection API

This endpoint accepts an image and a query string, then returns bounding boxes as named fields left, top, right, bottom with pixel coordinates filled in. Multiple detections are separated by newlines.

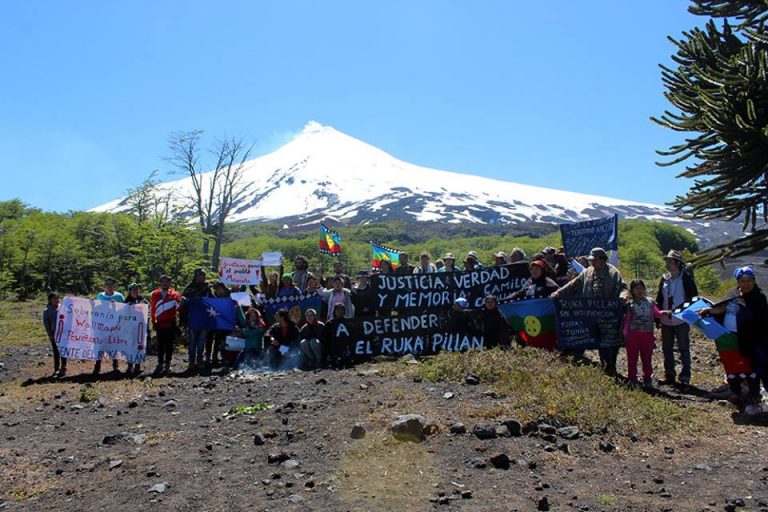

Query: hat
left=281, top=273, right=293, bottom=281
left=529, top=259, right=548, bottom=271
left=494, top=251, right=509, bottom=260
left=454, top=297, right=469, bottom=309
left=443, top=252, right=456, bottom=261
left=193, top=268, right=206, bottom=277
left=357, top=270, right=369, bottom=278
left=127, top=282, right=140, bottom=291
left=734, top=266, right=756, bottom=279
left=543, top=247, right=557, bottom=255
left=467, top=251, right=479, bottom=259
left=588, top=247, right=608, bottom=260
left=663, top=250, right=684, bottom=263
left=419, top=251, right=430, bottom=258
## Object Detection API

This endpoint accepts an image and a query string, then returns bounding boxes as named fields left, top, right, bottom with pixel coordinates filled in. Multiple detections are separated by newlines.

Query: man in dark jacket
left=655, top=250, right=699, bottom=385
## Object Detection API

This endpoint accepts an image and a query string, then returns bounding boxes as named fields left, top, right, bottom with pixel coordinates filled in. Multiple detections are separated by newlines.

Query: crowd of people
left=41, top=245, right=768, bottom=413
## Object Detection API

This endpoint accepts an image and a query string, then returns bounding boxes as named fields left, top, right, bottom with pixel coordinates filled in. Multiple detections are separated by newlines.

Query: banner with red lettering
left=55, top=297, right=148, bottom=363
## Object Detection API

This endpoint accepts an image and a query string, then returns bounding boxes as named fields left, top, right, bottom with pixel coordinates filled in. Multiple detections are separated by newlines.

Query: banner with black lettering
left=55, top=297, right=148, bottom=363
left=326, top=309, right=487, bottom=360
left=367, top=263, right=530, bottom=312
left=554, top=297, right=624, bottom=351
left=559, top=215, right=618, bottom=258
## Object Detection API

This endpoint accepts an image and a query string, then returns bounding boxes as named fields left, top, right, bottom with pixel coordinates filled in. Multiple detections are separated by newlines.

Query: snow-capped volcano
left=93, top=121, right=725, bottom=239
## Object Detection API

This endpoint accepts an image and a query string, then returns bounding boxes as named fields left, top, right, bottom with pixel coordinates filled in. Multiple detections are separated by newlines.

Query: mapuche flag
left=186, top=297, right=237, bottom=331
left=319, top=223, right=342, bottom=256
left=499, top=298, right=557, bottom=350
left=674, top=297, right=753, bottom=376
left=371, top=242, right=400, bottom=270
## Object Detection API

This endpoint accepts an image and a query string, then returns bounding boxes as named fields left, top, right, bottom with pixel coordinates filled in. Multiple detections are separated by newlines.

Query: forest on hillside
left=0, top=198, right=727, bottom=300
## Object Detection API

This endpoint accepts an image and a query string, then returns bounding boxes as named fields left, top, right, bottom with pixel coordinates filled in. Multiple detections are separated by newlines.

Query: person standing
left=181, top=268, right=213, bottom=372
left=351, top=271, right=375, bottom=317
left=624, top=280, right=667, bottom=389
left=655, top=250, right=699, bottom=386
left=150, top=275, right=181, bottom=376
left=291, top=256, right=311, bottom=291
left=551, top=247, right=629, bottom=376
left=413, top=252, right=437, bottom=274
left=94, top=277, right=125, bottom=375
left=124, top=283, right=149, bottom=375
left=395, top=252, right=415, bottom=274
left=43, top=292, right=66, bottom=377
left=317, top=276, right=355, bottom=321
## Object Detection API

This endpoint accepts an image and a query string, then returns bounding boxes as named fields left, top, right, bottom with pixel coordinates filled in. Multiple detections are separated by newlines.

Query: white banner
left=219, top=257, right=262, bottom=285
left=231, top=291, right=252, bottom=307
left=55, top=297, right=148, bottom=363
left=261, top=252, right=282, bottom=267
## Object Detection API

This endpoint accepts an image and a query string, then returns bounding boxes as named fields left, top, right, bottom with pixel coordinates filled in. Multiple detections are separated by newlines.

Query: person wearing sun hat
left=655, top=250, right=699, bottom=385
left=551, top=247, right=628, bottom=376
left=493, top=251, right=510, bottom=266
left=439, top=253, right=459, bottom=272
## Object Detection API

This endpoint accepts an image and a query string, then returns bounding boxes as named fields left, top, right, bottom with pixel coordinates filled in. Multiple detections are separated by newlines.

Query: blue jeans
left=188, top=328, right=208, bottom=366
left=661, top=323, right=691, bottom=383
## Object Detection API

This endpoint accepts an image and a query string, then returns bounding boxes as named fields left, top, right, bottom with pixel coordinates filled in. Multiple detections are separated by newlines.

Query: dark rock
left=314, top=377, right=327, bottom=385
left=664, top=446, right=675, bottom=455
left=489, top=453, right=511, bottom=469
left=253, top=433, right=266, bottom=446
left=537, top=496, right=550, bottom=511
left=449, top=423, right=467, bottom=435
left=461, top=490, right=473, bottom=499
left=557, top=426, right=580, bottom=440
left=538, top=424, right=557, bottom=435
left=391, top=414, right=426, bottom=442
left=350, top=424, right=366, bottom=439
left=472, top=423, right=497, bottom=440
left=599, top=440, right=616, bottom=453
left=128, top=401, right=138, bottom=408
left=465, top=373, right=480, bottom=385
left=653, top=477, right=664, bottom=484
left=268, top=452, right=290, bottom=464
left=438, top=496, right=450, bottom=505
left=102, top=434, right=129, bottom=445
left=542, top=434, right=557, bottom=443
left=558, top=443, right=571, bottom=454
left=423, top=419, right=440, bottom=437
left=522, top=421, right=539, bottom=435
left=501, top=418, right=523, bottom=436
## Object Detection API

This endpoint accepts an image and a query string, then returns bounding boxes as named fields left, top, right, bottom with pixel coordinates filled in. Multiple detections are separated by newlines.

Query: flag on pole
left=319, top=223, right=342, bottom=256
left=371, top=241, right=400, bottom=270
left=498, top=298, right=557, bottom=350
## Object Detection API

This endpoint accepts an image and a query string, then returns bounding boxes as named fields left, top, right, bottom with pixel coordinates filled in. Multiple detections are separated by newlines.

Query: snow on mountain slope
left=93, top=121, right=724, bottom=240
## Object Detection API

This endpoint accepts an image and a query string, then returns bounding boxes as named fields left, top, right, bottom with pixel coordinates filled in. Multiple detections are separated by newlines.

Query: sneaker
left=58, top=367, right=67, bottom=378
left=153, top=364, right=163, bottom=375
left=643, top=380, right=655, bottom=390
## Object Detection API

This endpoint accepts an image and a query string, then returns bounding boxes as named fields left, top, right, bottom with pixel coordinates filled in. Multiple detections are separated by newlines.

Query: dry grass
left=336, top=431, right=440, bottom=511
left=377, top=348, right=714, bottom=441
left=0, top=299, right=49, bottom=347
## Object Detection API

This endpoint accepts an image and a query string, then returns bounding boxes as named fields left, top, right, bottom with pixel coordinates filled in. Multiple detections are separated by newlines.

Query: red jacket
left=150, top=288, right=181, bottom=329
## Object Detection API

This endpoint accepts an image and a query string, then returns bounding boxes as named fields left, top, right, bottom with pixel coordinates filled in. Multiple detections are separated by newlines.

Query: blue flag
left=187, top=297, right=237, bottom=331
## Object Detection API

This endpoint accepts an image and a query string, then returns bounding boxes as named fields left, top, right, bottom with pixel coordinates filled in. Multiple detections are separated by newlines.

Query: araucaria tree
left=652, top=0, right=768, bottom=265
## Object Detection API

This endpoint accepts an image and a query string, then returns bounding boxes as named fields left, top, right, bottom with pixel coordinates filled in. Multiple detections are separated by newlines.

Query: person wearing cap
left=439, top=253, right=459, bottom=272
left=150, top=275, right=181, bottom=376
left=509, top=248, right=527, bottom=263
left=655, top=250, right=699, bottom=385
left=551, top=247, right=628, bottom=376
left=414, top=251, right=437, bottom=274
left=277, top=273, right=302, bottom=298
left=447, top=297, right=475, bottom=338
left=493, top=252, right=510, bottom=266
left=351, top=271, right=375, bottom=317
left=434, top=259, right=444, bottom=271
left=94, top=277, right=125, bottom=375
left=181, top=268, right=213, bottom=372
left=395, top=252, right=415, bottom=275
left=511, top=260, right=559, bottom=301
left=698, top=266, right=768, bottom=414
left=463, top=252, right=482, bottom=271
left=124, top=283, right=149, bottom=375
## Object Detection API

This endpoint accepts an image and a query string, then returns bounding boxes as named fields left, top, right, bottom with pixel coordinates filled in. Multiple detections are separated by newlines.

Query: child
left=43, top=292, right=66, bottom=377
left=624, top=279, right=667, bottom=389
left=235, top=307, right=267, bottom=370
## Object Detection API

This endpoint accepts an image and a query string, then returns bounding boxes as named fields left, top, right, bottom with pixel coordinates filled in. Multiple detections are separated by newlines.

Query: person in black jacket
left=655, top=250, right=699, bottom=385
left=510, top=260, right=558, bottom=300
left=481, top=295, right=511, bottom=349
left=266, top=309, right=300, bottom=369
left=324, top=303, right=351, bottom=368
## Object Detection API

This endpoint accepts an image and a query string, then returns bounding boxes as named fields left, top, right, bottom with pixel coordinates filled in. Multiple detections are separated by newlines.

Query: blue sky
left=1, top=1, right=701, bottom=211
